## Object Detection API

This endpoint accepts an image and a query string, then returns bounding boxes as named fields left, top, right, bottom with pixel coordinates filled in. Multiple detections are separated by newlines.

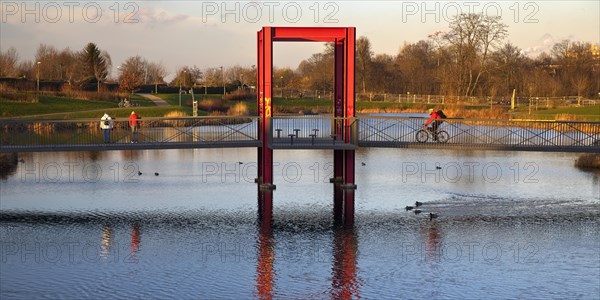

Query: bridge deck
left=1, top=116, right=598, bottom=153
left=358, top=141, right=599, bottom=153
left=2, top=141, right=261, bottom=153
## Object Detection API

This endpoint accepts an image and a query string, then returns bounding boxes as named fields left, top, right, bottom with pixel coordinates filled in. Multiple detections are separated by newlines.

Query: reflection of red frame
left=257, top=27, right=356, bottom=224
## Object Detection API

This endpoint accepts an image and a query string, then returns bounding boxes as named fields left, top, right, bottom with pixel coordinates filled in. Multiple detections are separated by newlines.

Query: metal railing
left=358, top=116, right=600, bottom=152
left=356, top=93, right=600, bottom=108
left=1, top=116, right=598, bottom=153
left=0, top=116, right=259, bottom=152
left=268, top=116, right=358, bottom=149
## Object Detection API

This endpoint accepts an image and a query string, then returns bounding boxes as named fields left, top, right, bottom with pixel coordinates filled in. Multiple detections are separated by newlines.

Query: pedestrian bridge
left=1, top=116, right=598, bottom=153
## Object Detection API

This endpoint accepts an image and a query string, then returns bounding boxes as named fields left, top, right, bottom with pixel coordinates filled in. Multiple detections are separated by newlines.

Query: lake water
left=1, top=148, right=599, bottom=299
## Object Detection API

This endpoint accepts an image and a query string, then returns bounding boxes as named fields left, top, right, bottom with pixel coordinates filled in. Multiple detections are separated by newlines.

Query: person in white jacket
left=100, top=113, right=114, bottom=143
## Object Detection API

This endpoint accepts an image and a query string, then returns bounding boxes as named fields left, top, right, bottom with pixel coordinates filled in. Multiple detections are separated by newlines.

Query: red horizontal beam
left=266, top=27, right=354, bottom=42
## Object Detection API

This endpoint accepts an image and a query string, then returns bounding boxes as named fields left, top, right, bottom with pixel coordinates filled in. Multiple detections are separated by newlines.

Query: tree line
left=294, top=14, right=599, bottom=99
left=0, top=42, right=114, bottom=94
left=1, top=13, right=598, bottom=98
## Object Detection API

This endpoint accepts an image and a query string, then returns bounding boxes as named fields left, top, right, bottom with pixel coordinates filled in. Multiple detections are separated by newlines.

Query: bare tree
left=296, top=44, right=334, bottom=92
left=57, top=48, right=83, bottom=89
left=201, top=67, right=221, bottom=88
left=0, top=47, right=19, bottom=77
left=171, top=66, right=202, bottom=88
left=430, top=13, right=508, bottom=96
left=490, top=42, right=527, bottom=96
left=552, top=40, right=595, bottom=97
left=118, top=56, right=146, bottom=93
left=370, top=54, right=396, bottom=93
left=356, top=36, right=373, bottom=94
left=146, top=61, right=167, bottom=93
left=396, top=40, right=437, bottom=94
left=273, top=67, right=296, bottom=97
left=34, top=44, right=60, bottom=80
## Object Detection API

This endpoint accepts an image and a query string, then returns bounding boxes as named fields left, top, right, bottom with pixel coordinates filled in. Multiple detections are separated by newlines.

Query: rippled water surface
left=1, top=148, right=599, bottom=299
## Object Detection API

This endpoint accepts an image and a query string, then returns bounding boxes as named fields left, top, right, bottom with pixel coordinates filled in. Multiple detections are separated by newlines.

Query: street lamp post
left=36, top=61, right=41, bottom=93
left=179, top=70, right=187, bottom=107
left=280, top=76, right=283, bottom=98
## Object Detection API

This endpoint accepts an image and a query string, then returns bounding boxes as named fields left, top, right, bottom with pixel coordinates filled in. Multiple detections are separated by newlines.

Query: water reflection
left=0, top=153, right=18, bottom=179
left=98, top=221, right=141, bottom=260
left=121, top=150, right=142, bottom=161
left=100, top=224, right=113, bottom=258
left=423, top=221, right=442, bottom=263
left=130, top=222, right=141, bottom=254
left=87, top=151, right=101, bottom=161
left=1, top=148, right=599, bottom=298
left=256, top=221, right=275, bottom=299
left=331, top=225, right=360, bottom=299
left=254, top=221, right=362, bottom=299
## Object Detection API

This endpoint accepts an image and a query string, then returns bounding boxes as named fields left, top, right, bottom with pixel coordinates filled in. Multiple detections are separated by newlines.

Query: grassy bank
left=266, top=97, right=505, bottom=118
left=528, top=105, right=600, bottom=121
left=156, top=93, right=223, bottom=106
left=1, top=95, right=115, bottom=117
left=271, top=97, right=599, bottom=121
left=28, top=107, right=188, bottom=119
left=2, top=91, right=598, bottom=121
left=0, top=94, right=154, bottom=118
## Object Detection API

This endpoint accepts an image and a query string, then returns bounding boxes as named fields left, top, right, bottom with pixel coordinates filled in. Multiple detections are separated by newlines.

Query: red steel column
left=258, top=27, right=275, bottom=223
left=343, top=27, right=356, bottom=225
left=333, top=38, right=345, bottom=224
left=257, top=30, right=263, bottom=189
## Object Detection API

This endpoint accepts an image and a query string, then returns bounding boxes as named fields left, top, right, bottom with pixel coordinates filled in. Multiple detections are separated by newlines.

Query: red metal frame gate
left=256, top=27, right=356, bottom=225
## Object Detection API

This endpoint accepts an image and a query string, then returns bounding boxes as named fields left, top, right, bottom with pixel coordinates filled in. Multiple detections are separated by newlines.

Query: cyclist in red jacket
left=424, top=108, right=446, bottom=140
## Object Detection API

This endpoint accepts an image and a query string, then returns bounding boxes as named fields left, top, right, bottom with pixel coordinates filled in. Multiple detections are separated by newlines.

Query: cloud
left=138, top=7, right=189, bottom=28
left=521, top=33, right=579, bottom=57
left=521, top=34, right=556, bottom=57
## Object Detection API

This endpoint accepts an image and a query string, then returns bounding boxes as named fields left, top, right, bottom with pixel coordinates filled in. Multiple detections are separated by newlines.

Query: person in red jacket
left=424, top=108, right=445, bottom=140
left=129, top=111, right=141, bottom=143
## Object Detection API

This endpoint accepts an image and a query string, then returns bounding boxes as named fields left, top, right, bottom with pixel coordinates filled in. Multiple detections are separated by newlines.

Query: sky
left=1, top=0, right=599, bottom=80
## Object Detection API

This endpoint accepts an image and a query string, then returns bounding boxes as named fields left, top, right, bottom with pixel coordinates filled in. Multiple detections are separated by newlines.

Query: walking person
left=100, top=113, right=114, bottom=143
left=129, top=111, right=141, bottom=143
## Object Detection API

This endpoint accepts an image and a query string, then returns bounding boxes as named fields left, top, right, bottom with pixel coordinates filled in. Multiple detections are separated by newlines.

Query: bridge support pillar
left=257, top=27, right=275, bottom=221
left=332, top=150, right=356, bottom=225
left=257, top=26, right=356, bottom=225
left=258, top=190, right=273, bottom=227
left=332, top=27, right=356, bottom=226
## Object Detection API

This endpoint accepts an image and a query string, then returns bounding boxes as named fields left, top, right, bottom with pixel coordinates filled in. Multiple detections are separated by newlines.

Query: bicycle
left=415, top=126, right=449, bottom=143
left=118, top=99, right=138, bottom=108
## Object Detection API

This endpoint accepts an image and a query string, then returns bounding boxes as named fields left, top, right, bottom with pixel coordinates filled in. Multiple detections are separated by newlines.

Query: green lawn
left=30, top=107, right=187, bottom=119
left=156, top=93, right=223, bottom=106
left=534, top=105, right=600, bottom=116
left=128, top=94, right=156, bottom=106
left=154, top=93, right=225, bottom=115
left=0, top=93, right=191, bottom=119
left=3, top=91, right=598, bottom=121
left=1, top=95, right=117, bottom=117
left=513, top=105, right=600, bottom=121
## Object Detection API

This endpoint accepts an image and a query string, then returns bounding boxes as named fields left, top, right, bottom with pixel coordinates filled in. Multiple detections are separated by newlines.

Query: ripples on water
left=1, top=149, right=599, bottom=299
